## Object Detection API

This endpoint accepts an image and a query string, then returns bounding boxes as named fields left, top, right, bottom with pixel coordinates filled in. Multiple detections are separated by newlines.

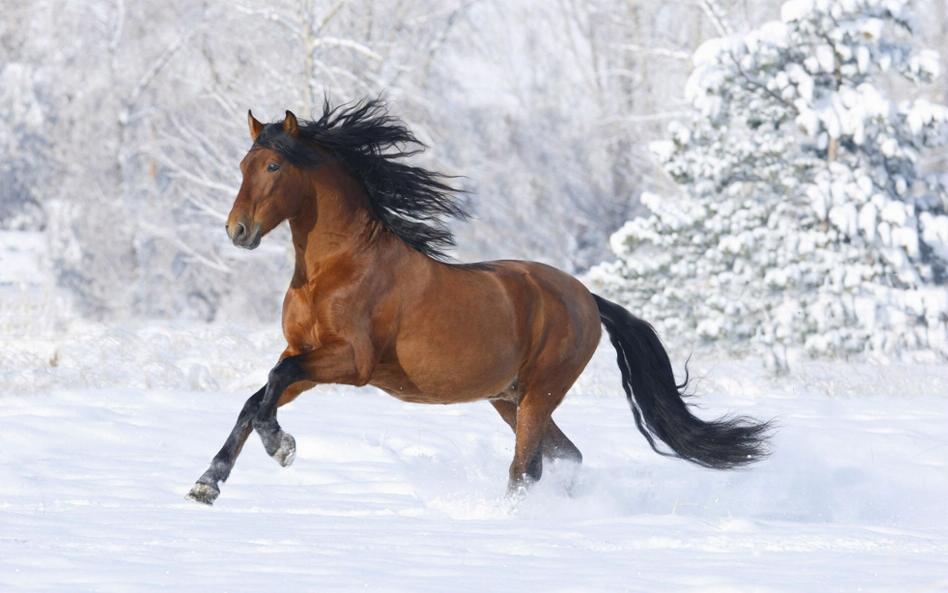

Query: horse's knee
left=268, top=357, right=299, bottom=388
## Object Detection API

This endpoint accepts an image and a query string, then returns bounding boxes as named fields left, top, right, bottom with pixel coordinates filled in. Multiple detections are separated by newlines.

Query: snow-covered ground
left=1, top=233, right=946, bottom=592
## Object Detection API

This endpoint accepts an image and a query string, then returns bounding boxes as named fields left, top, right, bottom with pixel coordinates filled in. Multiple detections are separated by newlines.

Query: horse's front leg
left=252, top=341, right=372, bottom=468
left=251, top=356, right=308, bottom=467
left=187, top=380, right=311, bottom=505
left=188, top=386, right=264, bottom=504
left=188, top=341, right=369, bottom=505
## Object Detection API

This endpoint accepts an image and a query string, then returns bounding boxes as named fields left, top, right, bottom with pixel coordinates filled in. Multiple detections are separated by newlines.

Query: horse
left=187, top=99, right=769, bottom=505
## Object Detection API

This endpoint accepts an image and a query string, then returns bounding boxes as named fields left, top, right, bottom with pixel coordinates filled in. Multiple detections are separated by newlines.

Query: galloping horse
left=188, top=99, right=769, bottom=505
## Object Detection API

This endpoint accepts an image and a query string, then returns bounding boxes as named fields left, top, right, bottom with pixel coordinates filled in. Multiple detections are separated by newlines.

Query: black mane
left=253, top=98, right=467, bottom=260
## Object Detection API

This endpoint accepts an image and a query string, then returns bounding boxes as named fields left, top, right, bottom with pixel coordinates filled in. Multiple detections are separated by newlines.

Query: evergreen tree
left=589, top=0, right=948, bottom=369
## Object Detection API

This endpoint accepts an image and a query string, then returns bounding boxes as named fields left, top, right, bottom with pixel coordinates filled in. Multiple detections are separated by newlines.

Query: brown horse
left=187, top=99, right=769, bottom=505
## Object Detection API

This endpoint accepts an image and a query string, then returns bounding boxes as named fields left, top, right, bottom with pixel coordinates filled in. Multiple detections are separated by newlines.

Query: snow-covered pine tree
left=588, top=0, right=948, bottom=369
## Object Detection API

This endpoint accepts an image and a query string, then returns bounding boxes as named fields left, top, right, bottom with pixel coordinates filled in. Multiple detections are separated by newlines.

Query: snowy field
left=1, top=233, right=947, bottom=592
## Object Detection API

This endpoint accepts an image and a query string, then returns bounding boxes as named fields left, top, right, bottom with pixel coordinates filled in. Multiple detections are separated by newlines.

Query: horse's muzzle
left=227, top=220, right=262, bottom=250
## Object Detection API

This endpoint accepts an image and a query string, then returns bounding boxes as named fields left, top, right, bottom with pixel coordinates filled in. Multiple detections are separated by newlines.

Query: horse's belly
left=368, top=261, right=528, bottom=404
left=370, top=342, right=519, bottom=404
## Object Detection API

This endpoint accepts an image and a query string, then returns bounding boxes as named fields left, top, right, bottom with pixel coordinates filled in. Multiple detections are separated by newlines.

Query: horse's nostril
left=233, top=222, right=247, bottom=242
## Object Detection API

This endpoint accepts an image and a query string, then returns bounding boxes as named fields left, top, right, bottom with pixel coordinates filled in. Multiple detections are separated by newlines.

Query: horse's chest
left=281, top=289, right=322, bottom=348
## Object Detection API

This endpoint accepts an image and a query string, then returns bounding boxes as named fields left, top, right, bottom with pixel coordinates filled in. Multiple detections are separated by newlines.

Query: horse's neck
left=287, top=175, right=394, bottom=284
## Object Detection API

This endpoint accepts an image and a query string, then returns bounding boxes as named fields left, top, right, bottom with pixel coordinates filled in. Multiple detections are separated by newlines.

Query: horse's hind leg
left=543, top=422, right=583, bottom=464
left=490, top=400, right=582, bottom=464
left=506, top=389, right=570, bottom=493
left=491, top=400, right=538, bottom=484
left=490, top=400, right=518, bottom=430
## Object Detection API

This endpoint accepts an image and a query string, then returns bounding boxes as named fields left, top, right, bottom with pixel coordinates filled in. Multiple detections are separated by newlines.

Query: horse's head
left=226, top=99, right=467, bottom=259
left=227, top=110, right=313, bottom=249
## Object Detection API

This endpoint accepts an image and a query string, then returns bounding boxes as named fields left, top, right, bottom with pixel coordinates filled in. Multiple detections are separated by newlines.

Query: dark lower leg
left=543, top=422, right=583, bottom=464
left=188, top=386, right=264, bottom=504
left=252, top=399, right=291, bottom=459
left=252, top=356, right=305, bottom=466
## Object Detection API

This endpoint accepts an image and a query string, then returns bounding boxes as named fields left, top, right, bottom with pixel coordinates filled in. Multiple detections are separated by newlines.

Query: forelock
left=253, top=123, right=323, bottom=167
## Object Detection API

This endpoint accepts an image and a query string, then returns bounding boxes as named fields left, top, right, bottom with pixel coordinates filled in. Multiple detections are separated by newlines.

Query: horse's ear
left=248, top=110, right=264, bottom=141
left=283, top=110, right=299, bottom=138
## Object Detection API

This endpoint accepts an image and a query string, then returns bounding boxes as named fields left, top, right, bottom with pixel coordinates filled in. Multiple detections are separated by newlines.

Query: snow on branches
left=589, top=0, right=948, bottom=369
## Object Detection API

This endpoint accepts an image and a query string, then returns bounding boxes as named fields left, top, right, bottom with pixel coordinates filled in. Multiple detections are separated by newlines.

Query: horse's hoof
left=505, top=476, right=533, bottom=501
left=187, top=481, right=220, bottom=505
left=273, top=432, right=296, bottom=467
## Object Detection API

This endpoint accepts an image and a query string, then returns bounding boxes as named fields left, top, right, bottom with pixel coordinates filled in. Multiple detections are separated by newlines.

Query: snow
left=1, top=239, right=947, bottom=592
left=0, top=231, right=46, bottom=285
left=781, top=0, right=815, bottom=22
left=1, top=329, right=946, bottom=592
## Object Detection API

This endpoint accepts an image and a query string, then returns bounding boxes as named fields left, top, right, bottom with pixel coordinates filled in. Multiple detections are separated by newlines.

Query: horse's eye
left=267, top=162, right=280, bottom=172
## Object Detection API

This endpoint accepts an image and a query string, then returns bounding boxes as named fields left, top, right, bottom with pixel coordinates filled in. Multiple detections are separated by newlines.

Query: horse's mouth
left=233, top=225, right=262, bottom=250
left=245, top=232, right=262, bottom=250
left=239, top=234, right=261, bottom=250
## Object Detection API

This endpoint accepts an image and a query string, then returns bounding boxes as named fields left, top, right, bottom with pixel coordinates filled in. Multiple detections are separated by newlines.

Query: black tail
left=592, top=294, right=770, bottom=469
